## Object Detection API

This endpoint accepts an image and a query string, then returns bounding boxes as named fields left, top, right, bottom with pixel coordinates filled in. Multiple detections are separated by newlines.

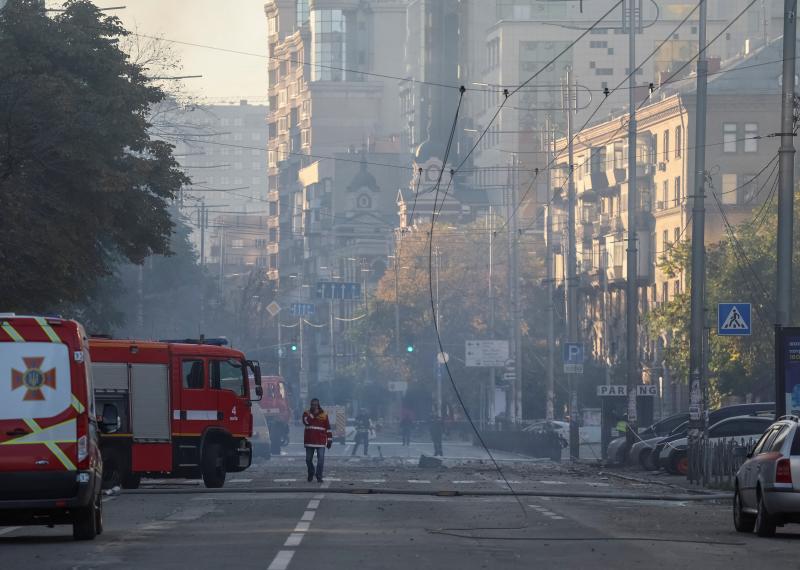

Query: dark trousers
left=431, top=431, right=443, bottom=456
left=352, top=432, right=369, bottom=456
left=401, top=425, right=411, bottom=446
left=305, top=446, right=325, bottom=481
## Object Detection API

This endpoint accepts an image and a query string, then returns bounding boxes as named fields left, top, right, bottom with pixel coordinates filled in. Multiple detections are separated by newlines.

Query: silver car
left=733, top=416, right=800, bottom=537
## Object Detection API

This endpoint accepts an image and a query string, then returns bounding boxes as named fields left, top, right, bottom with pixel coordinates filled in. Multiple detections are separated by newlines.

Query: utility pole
left=434, top=246, right=442, bottom=415
left=545, top=121, right=556, bottom=422
left=688, top=0, right=709, bottom=481
left=776, top=0, right=797, bottom=417
left=394, top=248, right=401, bottom=355
left=488, top=206, right=497, bottom=425
left=625, top=0, right=640, bottom=449
left=565, top=67, right=580, bottom=458
left=511, top=155, right=522, bottom=423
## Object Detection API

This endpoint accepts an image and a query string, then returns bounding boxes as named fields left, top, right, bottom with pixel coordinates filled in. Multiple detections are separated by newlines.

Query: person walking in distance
left=400, top=407, right=414, bottom=447
left=303, top=398, right=332, bottom=482
left=351, top=409, right=372, bottom=456
left=429, top=408, right=444, bottom=457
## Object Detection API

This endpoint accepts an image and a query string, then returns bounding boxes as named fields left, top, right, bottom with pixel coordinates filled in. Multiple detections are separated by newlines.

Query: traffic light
left=406, top=344, right=414, bottom=353
left=290, top=338, right=298, bottom=352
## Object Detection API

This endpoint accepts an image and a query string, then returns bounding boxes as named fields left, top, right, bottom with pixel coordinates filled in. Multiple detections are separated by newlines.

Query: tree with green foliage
left=648, top=191, right=800, bottom=403
left=0, top=0, right=187, bottom=311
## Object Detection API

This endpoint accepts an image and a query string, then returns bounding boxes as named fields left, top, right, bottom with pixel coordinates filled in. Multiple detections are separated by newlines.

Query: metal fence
left=688, top=437, right=756, bottom=489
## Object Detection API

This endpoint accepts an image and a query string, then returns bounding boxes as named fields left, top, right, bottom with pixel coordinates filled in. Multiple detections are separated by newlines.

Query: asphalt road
left=2, top=436, right=799, bottom=569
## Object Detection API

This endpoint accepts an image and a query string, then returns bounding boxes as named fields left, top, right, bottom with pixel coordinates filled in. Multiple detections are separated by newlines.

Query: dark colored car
left=606, top=412, right=689, bottom=465
left=653, top=403, right=775, bottom=472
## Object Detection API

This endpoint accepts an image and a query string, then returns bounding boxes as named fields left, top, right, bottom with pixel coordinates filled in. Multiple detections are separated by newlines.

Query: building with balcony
left=552, top=36, right=789, bottom=414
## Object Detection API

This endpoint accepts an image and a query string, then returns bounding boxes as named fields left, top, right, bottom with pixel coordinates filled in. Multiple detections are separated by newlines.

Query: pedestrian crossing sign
left=717, top=303, right=751, bottom=336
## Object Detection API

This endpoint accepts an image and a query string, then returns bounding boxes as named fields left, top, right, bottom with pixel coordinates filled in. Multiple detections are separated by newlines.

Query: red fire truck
left=0, top=315, right=113, bottom=540
left=88, top=338, right=262, bottom=489
left=255, top=376, right=291, bottom=455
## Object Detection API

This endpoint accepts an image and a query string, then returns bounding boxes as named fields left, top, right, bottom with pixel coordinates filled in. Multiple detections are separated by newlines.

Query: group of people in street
left=302, top=399, right=448, bottom=481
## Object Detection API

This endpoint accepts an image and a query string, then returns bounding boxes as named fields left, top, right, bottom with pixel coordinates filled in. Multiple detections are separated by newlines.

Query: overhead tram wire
left=496, top=0, right=760, bottom=238
left=494, top=0, right=705, bottom=237
left=449, top=0, right=626, bottom=180
left=421, top=85, right=534, bottom=529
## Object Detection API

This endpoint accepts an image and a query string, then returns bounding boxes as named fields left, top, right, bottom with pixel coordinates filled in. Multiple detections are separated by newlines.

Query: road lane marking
left=313, top=494, right=325, bottom=499
left=307, top=500, right=320, bottom=509
left=362, top=479, right=386, bottom=483
left=538, top=480, right=566, bottom=485
left=229, top=478, right=253, bottom=483
left=300, top=510, right=316, bottom=522
left=452, top=481, right=477, bottom=484
left=284, top=533, right=304, bottom=547
left=274, top=478, right=297, bottom=482
left=325, top=478, right=341, bottom=481
left=408, top=479, right=430, bottom=484
left=294, top=521, right=311, bottom=532
left=267, top=550, right=295, bottom=570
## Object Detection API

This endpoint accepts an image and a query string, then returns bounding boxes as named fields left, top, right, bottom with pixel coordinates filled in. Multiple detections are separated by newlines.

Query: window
left=663, top=130, right=670, bottom=161
left=674, top=176, right=682, bottom=206
left=310, top=9, right=347, bottom=81
left=791, top=427, right=800, bottom=454
left=662, top=230, right=669, bottom=252
left=211, top=359, right=245, bottom=396
left=674, top=280, right=681, bottom=296
left=770, top=426, right=790, bottom=452
left=752, top=427, right=778, bottom=455
left=182, top=360, right=204, bottom=389
left=723, top=123, right=738, bottom=153
left=674, top=227, right=681, bottom=244
left=675, top=126, right=682, bottom=158
left=269, top=201, right=278, bottom=216
left=269, top=228, right=278, bottom=242
left=661, top=282, right=668, bottom=304
left=268, top=15, right=278, bottom=35
left=296, top=0, right=309, bottom=27
left=739, top=173, right=758, bottom=204
left=722, top=174, right=738, bottom=205
left=255, top=238, right=267, bottom=249
left=744, top=123, right=758, bottom=152
left=661, top=180, right=668, bottom=208
left=231, top=239, right=245, bottom=249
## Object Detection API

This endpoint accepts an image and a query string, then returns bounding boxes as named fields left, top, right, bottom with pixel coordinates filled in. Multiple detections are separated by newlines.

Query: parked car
left=522, top=420, right=569, bottom=438
left=606, top=413, right=689, bottom=465
left=623, top=413, right=690, bottom=469
left=734, top=416, right=800, bottom=537
left=651, top=403, right=775, bottom=472
left=660, top=414, right=774, bottom=475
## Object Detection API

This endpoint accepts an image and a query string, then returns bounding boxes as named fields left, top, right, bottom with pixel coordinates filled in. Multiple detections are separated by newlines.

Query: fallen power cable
left=124, top=485, right=731, bottom=502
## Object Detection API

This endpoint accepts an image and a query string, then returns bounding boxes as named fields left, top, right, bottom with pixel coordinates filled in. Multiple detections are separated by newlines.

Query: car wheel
left=733, top=486, right=755, bottom=533
left=667, top=452, right=688, bottom=476
left=754, top=489, right=776, bottom=537
left=72, top=495, right=99, bottom=541
left=95, top=493, right=104, bottom=536
left=202, top=442, right=227, bottom=488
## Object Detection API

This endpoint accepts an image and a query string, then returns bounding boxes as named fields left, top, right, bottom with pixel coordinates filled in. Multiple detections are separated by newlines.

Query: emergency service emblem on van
left=12, top=357, right=57, bottom=401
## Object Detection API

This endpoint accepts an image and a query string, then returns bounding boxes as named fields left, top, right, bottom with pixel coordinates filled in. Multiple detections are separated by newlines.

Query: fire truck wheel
left=72, top=494, right=100, bottom=540
left=121, top=471, right=141, bottom=489
left=202, top=442, right=227, bottom=488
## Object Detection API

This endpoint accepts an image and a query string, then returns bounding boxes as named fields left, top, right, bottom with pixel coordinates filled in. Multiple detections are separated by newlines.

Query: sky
left=91, top=0, right=269, bottom=101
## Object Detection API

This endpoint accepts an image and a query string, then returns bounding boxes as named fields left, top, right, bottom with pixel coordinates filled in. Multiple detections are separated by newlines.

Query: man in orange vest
left=303, top=398, right=332, bottom=482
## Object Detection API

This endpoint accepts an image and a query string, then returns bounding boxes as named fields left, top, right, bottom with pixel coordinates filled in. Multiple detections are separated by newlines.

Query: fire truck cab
left=0, top=315, right=112, bottom=540
left=89, top=338, right=262, bottom=489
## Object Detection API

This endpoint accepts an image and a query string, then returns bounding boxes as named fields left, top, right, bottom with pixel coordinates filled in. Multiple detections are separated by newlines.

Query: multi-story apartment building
left=163, top=100, right=269, bottom=265
left=470, top=0, right=783, bottom=227
left=551, top=37, right=789, bottom=414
